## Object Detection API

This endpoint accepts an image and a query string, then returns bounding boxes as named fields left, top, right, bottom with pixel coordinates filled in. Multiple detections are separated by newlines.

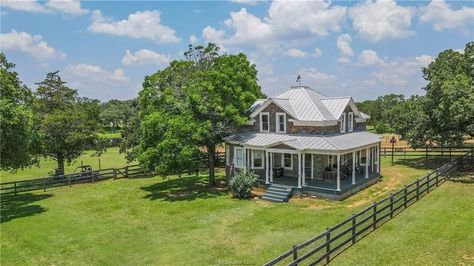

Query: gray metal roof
left=320, top=97, right=351, bottom=120
left=225, top=131, right=382, bottom=152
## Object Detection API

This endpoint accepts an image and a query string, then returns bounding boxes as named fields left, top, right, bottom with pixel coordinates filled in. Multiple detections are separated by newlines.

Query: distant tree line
left=357, top=42, right=474, bottom=148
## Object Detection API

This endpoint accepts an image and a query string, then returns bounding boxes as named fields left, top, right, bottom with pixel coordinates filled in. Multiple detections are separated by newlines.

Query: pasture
left=1, top=156, right=472, bottom=265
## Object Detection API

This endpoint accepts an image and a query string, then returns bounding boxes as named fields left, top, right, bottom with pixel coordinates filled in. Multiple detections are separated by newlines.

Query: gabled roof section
left=273, top=86, right=336, bottom=121
left=321, top=97, right=362, bottom=119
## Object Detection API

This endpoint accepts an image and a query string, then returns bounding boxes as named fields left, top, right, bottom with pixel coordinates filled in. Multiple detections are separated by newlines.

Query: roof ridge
left=301, top=87, right=325, bottom=121
left=321, top=96, right=352, bottom=100
left=321, top=135, right=340, bottom=150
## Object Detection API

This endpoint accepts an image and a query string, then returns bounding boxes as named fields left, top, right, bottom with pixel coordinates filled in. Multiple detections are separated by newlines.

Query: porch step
left=261, top=184, right=293, bottom=203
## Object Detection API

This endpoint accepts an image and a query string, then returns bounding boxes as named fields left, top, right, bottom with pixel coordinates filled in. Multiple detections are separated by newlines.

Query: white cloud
left=358, top=50, right=385, bottom=65
left=202, top=1, right=346, bottom=47
left=285, top=48, right=308, bottom=58
left=336, top=57, right=351, bottom=64
left=0, top=30, right=65, bottom=61
left=313, top=48, right=322, bottom=57
left=89, top=10, right=180, bottom=43
left=420, top=0, right=474, bottom=31
left=337, top=34, right=353, bottom=56
left=349, top=0, right=415, bottom=42
left=230, top=0, right=260, bottom=5
left=268, top=0, right=346, bottom=37
left=122, top=49, right=170, bottom=66
left=45, top=0, right=88, bottom=16
left=2, top=0, right=88, bottom=15
left=414, top=55, right=434, bottom=67
left=64, top=64, right=134, bottom=100
left=301, top=67, right=336, bottom=82
left=1, top=0, right=48, bottom=13
left=189, top=35, right=198, bottom=44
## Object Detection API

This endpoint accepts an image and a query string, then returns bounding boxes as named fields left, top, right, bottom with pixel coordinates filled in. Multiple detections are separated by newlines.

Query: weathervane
left=296, top=75, right=302, bottom=85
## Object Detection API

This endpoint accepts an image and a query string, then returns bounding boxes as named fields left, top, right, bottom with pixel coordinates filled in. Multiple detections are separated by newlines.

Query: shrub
left=229, top=169, right=257, bottom=199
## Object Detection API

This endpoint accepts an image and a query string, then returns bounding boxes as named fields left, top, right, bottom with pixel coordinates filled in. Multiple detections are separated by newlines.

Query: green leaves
left=134, top=43, right=262, bottom=180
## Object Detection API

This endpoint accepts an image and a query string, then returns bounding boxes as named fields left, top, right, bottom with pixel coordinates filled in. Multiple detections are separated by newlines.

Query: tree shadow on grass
left=394, top=156, right=453, bottom=170
left=140, top=174, right=228, bottom=202
left=1, top=193, right=52, bottom=223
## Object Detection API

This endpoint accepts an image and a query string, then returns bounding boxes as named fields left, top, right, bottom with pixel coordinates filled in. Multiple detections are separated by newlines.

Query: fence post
left=403, top=185, right=407, bottom=208
left=14, top=182, right=17, bottom=196
left=425, top=175, right=430, bottom=193
left=416, top=179, right=420, bottom=201
left=372, top=202, right=377, bottom=230
left=125, top=166, right=129, bottom=178
left=92, top=172, right=95, bottom=183
left=425, top=147, right=428, bottom=159
left=435, top=171, right=439, bottom=187
left=389, top=193, right=394, bottom=218
left=44, top=178, right=47, bottom=192
left=68, top=175, right=71, bottom=187
left=292, top=245, right=298, bottom=264
left=325, top=228, right=331, bottom=264
left=384, top=147, right=386, bottom=157
left=351, top=214, right=356, bottom=244
left=113, top=169, right=117, bottom=180
left=449, top=147, right=452, bottom=159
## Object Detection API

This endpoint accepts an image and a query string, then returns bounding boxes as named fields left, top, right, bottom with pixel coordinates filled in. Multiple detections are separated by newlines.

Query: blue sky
left=1, top=0, right=473, bottom=101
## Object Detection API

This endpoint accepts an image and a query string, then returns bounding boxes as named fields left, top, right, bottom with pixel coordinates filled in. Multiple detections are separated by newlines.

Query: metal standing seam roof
left=320, top=97, right=352, bottom=120
left=225, top=131, right=382, bottom=152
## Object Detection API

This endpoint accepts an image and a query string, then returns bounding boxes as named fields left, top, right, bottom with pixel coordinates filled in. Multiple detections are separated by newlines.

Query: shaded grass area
left=331, top=180, right=474, bottom=266
left=0, top=156, right=468, bottom=265
left=0, top=147, right=131, bottom=183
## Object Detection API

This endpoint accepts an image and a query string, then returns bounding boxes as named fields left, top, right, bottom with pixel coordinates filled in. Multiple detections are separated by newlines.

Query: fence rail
left=264, top=151, right=473, bottom=266
left=381, top=146, right=473, bottom=158
left=0, top=153, right=226, bottom=196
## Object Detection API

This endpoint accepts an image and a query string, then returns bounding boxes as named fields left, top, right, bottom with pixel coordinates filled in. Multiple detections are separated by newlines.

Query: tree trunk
left=57, top=155, right=65, bottom=176
left=207, top=144, right=216, bottom=186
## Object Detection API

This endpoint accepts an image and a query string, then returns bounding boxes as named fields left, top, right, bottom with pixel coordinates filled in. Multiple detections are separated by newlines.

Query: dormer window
left=276, top=112, right=286, bottom=133
left=260, top=112, right=269, bottom=132
left=348, top=112, right=353, bottom=132
left=340, top=113, right=346, bottom=133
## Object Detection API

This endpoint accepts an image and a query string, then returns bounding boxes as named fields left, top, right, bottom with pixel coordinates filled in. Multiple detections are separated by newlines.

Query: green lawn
left=332, top=181, right=474, bottom=266
left=0, top=147, right=131, bottom=183
left=1, top=156, right=469, bottom=265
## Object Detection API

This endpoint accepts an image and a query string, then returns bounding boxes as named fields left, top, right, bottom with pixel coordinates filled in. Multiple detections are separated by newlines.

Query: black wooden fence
left=0, top=164, right=152, bottom=196
left=264, top=151, right=473, bottom=266
left=381, top=145, right=473, bottom=158
left=0, top=153, right=226, bottom=196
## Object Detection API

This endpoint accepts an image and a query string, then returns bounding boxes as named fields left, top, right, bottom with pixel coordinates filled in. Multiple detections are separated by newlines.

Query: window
left=340, top=113, right=346, bottom=133
left=348, top=112, right=353, bottom=132
left=276, top=112, right=286, bottom=133
left=282, top=153, right=293, bottom=169
left=252, top=150, right=264, bottom=169
left=328, top=155, right=336, bottom=169
left=234, top=147, right=244, bottom=168
left=260, top=112, right=269, bottom=132
left=359, top=150, right=366, bottom=166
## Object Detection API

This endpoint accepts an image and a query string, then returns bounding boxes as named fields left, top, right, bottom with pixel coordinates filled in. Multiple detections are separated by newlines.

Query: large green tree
left=414, top=42, right=474, bottom=146
left=33, top=72, right=104, bottom=175
left=134, top=43, right=262, bottom=185
left=0, top=53, right=38, bottom=170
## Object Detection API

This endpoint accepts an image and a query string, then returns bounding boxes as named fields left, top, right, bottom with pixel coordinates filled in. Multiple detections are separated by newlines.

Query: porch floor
left=258, top=173, right=379, bottom=194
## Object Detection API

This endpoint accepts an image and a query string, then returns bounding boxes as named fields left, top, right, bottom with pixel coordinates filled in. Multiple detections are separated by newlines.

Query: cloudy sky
left=1, top=0, right=473, bottom=101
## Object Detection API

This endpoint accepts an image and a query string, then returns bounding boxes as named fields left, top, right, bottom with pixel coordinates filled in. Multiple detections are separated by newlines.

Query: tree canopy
left=0, top=53, right=38, bottom=170
left=131, top=43, right=263, bottom=184
left=33, top=71, right=105, bottom=175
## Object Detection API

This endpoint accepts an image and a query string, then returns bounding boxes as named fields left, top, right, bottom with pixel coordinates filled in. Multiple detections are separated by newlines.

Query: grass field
left=332, top=181, right=474, bottom=266
left=1, top=156, right=471, bottom=265
left=0, top=147, right=130, bottom=183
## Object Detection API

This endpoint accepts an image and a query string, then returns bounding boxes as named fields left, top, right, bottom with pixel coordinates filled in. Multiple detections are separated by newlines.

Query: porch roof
left=225, top=131, right=382, bottom=152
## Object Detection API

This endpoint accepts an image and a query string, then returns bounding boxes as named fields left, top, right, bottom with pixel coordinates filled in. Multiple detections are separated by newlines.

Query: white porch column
left=311, top=154, right=314, bottom=179
left=336, top=154, right=341, bottom=191
left=302, top=153, right=306, bottom=186
left=365, top=148, right=369, bottom=179
left=270, top=152, right=274, bottom=183
left=377, top=145, right=380, bottom=173
left=298, top=153, right=302, bottom=188
left=352, top=151, right=356, bottom=185
left=265, top=150, right=269, bottom=184
left=371, top=146, right=374, bottom=172
left=243, top=147, right=247, bottom=170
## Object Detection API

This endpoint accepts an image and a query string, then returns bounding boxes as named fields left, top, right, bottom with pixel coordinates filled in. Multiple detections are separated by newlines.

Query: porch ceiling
left=225, top=131, right=382, bottom=152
